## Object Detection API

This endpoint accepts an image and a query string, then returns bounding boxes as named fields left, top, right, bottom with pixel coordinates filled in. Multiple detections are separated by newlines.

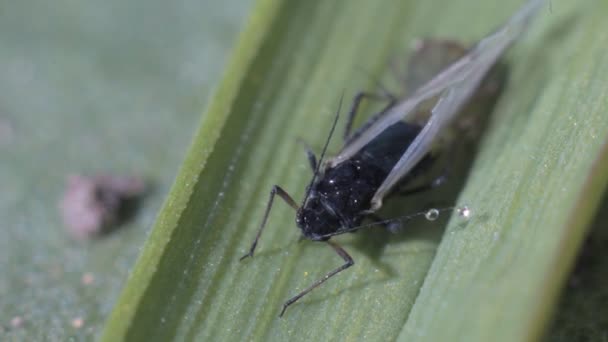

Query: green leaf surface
left=0, top=1, right=251, bottom=340
left=99, top=0, right=608, bottom=341
left=547, top=193, right=608, bottom=342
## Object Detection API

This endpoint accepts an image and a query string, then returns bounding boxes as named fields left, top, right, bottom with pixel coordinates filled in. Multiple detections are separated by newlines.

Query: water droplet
left=458, top=206, right=471, bottom=219
left=425, top=209, right=439, bottom=221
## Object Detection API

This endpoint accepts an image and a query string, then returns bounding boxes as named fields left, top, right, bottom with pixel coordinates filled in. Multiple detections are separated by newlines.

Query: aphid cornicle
left=240, top=0, right=545, bottom=317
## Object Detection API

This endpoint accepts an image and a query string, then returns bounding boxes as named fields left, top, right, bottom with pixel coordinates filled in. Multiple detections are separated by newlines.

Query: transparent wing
left=330, top=50, right=477, bottom=167
left=367, top=0, right=546, bottom=209
left=323, top=0, right=544, bottom=210
left=403, top=39, right=468, bottom=93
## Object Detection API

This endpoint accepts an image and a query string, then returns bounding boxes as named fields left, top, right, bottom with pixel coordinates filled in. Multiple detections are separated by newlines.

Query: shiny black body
left=240, top=35, right=510, bottom=317
left=240, top=95, right=441, bottom=318
left=297, top=122, right=424, bottom=240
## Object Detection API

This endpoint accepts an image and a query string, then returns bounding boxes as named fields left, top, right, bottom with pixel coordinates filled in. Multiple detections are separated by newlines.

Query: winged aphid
left=240, top=0, right=545, bottom=317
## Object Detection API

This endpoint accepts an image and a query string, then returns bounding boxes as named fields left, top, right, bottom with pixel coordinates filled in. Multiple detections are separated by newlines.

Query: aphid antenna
left=318, top=206, right=470, bottom=239
left=301, top=93, right=344, bottom=207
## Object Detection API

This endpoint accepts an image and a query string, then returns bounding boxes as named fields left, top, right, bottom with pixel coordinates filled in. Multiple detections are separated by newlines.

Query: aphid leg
left=396, top=173, right=448, bottom=196
left=240, top=186, right=299, bottom=261
left=344, top=91, right=396, bottom=141
left=279, top=240, right=354, bottom=317
left=296, top=138, right=317, bottom=171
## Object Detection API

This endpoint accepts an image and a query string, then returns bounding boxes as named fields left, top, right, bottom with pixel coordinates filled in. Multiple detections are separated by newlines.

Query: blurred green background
left=0, top=0, right=252, bottom=340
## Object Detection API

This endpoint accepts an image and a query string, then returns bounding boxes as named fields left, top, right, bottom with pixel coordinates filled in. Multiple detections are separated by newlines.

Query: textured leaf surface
left=0, top=1, right=251, bottom=340
left=93, top=0, right=606, bottom=340
left=547, top=194, right=608, bottom=342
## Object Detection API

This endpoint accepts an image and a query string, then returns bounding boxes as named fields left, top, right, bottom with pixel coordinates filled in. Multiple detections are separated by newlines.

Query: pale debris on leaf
left=10, top=316, right=24, bottom=328
left=59, top=174, right=146, bottom=239
left=71, top=317, right=84, bottom=329
left=81, top=272, right=95, bottom=285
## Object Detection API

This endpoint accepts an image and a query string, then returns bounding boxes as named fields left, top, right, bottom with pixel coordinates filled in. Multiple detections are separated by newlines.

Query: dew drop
left=458, top=206, right=471, bottom=219
left=425, top=208, right=439, bottom=221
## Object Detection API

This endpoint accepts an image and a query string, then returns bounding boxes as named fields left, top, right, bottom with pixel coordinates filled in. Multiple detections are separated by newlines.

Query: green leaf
left=547, top=194, right=608, bottom=341
left=0, top=1, right=251, bottom=340
left=101, top=0, right=608, bottom=341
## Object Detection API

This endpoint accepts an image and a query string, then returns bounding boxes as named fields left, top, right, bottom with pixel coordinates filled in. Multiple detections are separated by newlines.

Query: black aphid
left=240, top=0, right=545, bottom=317
left=240, top=96, right=437, bottom=317
left=241, top=93, right=443, bottom=317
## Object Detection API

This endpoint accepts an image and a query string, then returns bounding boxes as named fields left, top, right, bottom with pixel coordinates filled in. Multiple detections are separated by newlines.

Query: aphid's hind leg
left=344, top=91, right=396, bottom=141
left=240, top=186, right=299, bottom=260
left=296, top=138, right=318, bottom=171
left=279, top=240, right=354, bottom=317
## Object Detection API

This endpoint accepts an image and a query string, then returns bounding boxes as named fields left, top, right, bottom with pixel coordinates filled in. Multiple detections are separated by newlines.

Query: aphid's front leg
left=344, top=91, right=396, bottom=141
left=240, top=186, right=299, bottom=260
left=279, top=240, right=354, bottom=317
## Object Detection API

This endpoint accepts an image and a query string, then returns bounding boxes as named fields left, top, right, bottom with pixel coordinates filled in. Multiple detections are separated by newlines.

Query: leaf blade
left=101, top=0, right=608, bottom=341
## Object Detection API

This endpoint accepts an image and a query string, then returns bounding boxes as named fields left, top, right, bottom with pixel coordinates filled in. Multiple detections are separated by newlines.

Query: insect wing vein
left=370, top=0, right=546, bottom=208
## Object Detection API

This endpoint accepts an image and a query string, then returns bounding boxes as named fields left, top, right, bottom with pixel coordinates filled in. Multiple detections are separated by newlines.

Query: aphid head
left=296, top=195, right=341, bottom=241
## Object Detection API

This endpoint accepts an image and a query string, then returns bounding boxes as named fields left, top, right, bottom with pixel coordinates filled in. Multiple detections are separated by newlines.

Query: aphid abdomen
left=310, top=121, right=426, bottom=233
left=356, top=122, right=422, bottom=174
